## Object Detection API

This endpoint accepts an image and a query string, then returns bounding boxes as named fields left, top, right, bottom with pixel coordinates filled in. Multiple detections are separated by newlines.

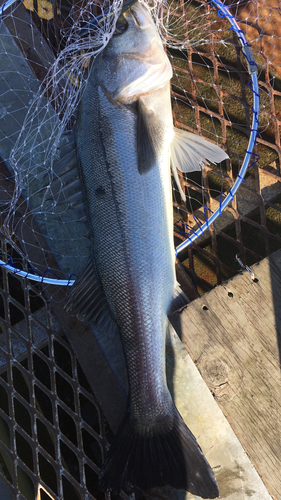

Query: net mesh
left=0, top=0, right=125, bottom=283
left=168, top=0, right=281, bottom=296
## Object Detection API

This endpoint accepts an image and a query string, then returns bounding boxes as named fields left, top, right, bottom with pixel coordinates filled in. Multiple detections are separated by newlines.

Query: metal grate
left=171, top=0, right=281, bottom=296
left=0, top=232, right=133, bottom=500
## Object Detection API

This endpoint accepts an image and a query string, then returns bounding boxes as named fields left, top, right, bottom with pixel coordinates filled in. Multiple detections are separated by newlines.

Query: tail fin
left=99, top=408, right=219, bottom=498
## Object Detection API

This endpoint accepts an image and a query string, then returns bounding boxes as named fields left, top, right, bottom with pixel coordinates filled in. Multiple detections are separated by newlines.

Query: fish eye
left=113, top=16, right=128, bottom=35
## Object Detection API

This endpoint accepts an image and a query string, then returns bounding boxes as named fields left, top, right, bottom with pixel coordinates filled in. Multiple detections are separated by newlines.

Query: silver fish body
left=77, top=81, right=175, bottom=424
left=65, top=2, right=219, bottom=497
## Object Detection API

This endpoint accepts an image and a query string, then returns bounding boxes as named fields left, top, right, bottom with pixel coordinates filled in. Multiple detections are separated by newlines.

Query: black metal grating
left=0, top=233, right=132, bottom=500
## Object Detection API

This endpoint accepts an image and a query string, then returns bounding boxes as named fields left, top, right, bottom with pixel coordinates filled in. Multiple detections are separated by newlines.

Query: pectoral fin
left=137, top=99, right=159, bottom=174
left=170, top=128, right=229, bottom=201
left=117, top=55, right=172, bottom=101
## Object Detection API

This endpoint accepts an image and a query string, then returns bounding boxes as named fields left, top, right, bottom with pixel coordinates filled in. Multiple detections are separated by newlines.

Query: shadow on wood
left=269, top=251, right=281, bottom=367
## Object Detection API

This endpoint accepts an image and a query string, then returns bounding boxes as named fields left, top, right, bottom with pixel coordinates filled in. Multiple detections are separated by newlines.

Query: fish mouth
left=120, top=0, right=139, bottom=15
left=79, top=0, right=139, bottom=37
left=130, top=1, right=152, bottom=29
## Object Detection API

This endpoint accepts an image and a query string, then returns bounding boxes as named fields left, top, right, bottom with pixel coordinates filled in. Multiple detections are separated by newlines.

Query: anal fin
left=65, top=257, right=119, bottom=338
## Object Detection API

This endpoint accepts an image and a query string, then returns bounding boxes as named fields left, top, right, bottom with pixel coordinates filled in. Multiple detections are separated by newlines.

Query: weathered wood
left=170, top=249, right=281, bottom=500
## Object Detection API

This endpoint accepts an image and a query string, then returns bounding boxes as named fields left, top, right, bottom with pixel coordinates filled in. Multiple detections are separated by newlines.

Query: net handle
left=175, top=0, right=260, bottom=257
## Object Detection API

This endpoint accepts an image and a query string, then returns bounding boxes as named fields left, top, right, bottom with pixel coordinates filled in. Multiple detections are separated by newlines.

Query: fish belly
left=77, top=75, right=176, bottom=425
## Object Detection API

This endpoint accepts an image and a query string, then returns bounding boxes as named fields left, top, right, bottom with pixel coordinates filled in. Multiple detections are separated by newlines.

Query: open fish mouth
left=130, top=2, right=153, bottom=29
left=119, top=0, right=139, bottom=15
left=79, top=0, right=139, bottom=37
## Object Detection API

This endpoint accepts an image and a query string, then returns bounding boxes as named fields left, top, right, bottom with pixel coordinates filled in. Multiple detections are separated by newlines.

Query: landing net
left=0, top=0, right=276, bottom=289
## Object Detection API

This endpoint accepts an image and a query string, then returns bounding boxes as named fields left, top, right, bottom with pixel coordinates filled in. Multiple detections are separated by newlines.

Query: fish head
left=108, top=1, right=161, bottom=58
left=95, top=1, right=172, bottom=103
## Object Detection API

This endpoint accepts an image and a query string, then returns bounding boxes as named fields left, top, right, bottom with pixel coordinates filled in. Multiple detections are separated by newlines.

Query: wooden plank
left=170, top=249, right=281, bottom=500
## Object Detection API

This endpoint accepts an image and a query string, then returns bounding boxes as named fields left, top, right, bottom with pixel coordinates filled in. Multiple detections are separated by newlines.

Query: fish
left=57, top=0, right=229, bottom=496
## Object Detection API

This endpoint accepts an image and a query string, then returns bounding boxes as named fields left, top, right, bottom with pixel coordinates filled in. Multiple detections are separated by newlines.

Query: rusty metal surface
left=170, top=0, right=281, bottom=295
